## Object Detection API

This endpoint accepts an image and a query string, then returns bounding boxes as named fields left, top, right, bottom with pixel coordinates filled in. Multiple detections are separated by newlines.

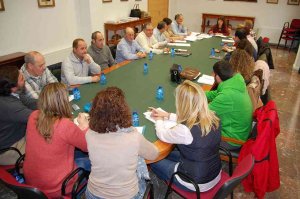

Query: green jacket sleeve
left=205, top=90, right=218, bottom=102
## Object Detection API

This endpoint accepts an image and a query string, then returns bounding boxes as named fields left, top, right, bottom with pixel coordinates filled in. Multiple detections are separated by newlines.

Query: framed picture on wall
left=267, top=0, right=278, bottom=4
left=287, top=0, right=300, bottom=5
left=102, top=0, right=112, bottom=2
left=121, top=0, right=128, bottom=1
left=0, top=0, right=5, bottom=11
left=37, top=0, right=55, bottom=8
left=224, top=0, right=257, bottom=2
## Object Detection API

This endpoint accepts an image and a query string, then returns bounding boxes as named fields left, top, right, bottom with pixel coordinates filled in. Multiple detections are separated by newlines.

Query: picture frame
left=267, top=0, right=278, bottom=4
left=0, top=0, right=5, bottom=11
left=120, top=0, right=128, bottom=1
left=287, top=0, right=300, bottom=5
left=37, top=0, right=55, bottom=8
left=102, top=0, right=112, bottom=2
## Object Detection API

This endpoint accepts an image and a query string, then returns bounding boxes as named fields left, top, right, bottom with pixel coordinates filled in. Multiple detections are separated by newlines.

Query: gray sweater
left=61, top=52, right=101, bottom=86
left=87, top=44, right=116, bottom=69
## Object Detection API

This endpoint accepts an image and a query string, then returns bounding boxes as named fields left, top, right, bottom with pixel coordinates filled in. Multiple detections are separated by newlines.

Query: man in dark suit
left=0, top=66, right=36, bottom=165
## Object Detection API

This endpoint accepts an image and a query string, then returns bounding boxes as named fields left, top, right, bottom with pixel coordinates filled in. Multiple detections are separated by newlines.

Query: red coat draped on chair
left=238, top=100, right=280, bottom=199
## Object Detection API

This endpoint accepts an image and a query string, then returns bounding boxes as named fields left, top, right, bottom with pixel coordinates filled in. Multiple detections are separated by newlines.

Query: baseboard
left=43, top=47, right=72, bottom=66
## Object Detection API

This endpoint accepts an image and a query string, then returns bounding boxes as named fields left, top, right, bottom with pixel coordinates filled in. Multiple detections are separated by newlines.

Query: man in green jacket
left=206, top=61, right=253, bottom=150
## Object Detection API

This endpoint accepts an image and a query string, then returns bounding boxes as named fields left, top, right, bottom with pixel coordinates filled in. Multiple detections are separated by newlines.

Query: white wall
left=169, top=0, right=300, bottom=44
left=0, top=0, right=147, bottom=65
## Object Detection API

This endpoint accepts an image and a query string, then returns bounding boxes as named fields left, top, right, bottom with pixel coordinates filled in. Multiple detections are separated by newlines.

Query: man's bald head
left=125, top=27, right=135, bottom=42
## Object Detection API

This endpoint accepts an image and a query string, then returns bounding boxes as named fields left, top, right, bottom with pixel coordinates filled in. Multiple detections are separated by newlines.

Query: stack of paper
left=168, top=43, right=191, bottom=47
left=197, top=74, right=215, bottom=85
left=184, top=36, right=197, bottom=42
left=196, top=34, right=212, bottom=40
left=143, top=108, right=177, bottom=129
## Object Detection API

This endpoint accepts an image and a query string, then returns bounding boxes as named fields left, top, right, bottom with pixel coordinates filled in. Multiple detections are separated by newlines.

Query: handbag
left=170, top=64, right=181, bottom=84
left=130, top=4, right=141, bottom=18
left=180, top=67, right=201, bottom=80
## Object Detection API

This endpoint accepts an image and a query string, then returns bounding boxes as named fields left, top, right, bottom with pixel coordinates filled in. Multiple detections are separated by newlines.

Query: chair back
left=213, top=154, right=254, bottom=199
left=0, top=166, right=48, bottom=199
left=290, top=19, right=300, bottom=29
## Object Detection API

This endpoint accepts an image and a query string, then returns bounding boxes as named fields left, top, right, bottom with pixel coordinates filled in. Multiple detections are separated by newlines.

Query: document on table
left=174, top=40, right=187, bottom=43
left=197, top=34, right=212, bottom=39
left=197, top=74, right=215, bottom=85
left=185, top=36, right=197, bottom=42
left=69, top=95, right=74, bottom=102
left=135, top=126, right=145, bottom=135
left=222, top=38, right=235, bottom=43
left=168, top=43, right=191, bottom=47
left=143, top=108, right=177, bottom=129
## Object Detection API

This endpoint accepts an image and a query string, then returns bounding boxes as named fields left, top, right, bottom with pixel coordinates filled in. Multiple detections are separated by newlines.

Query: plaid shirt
left=20, top=64, right=58, bottom=99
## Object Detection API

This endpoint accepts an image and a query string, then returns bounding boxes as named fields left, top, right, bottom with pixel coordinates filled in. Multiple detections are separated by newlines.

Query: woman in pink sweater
left=23, top=82, right=89, bottom=198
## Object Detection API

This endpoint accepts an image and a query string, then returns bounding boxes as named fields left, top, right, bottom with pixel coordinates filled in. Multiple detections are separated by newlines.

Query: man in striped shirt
left=20, top=51, right=57, bottom=99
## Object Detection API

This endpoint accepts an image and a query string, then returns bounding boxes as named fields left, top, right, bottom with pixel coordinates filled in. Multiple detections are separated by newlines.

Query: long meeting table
left=71, top=36, right=226, bottom=163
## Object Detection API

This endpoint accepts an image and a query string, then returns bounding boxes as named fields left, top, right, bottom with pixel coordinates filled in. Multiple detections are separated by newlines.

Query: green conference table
left=72, top=36, right=226, bottom=163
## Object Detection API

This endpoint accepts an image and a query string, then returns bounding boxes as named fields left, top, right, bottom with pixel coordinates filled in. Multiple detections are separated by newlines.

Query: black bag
left=170, top=64, right=181, bottom=84
left=130, top=4, right=141, bottom=18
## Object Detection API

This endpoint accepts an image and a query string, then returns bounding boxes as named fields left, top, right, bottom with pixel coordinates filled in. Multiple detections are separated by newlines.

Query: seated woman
left=23, top=82, right=89, bottom=198
left=208, top=16, right=229, bottom=36
left=85, top=87, right=158, bottom=199
left=150, top=80, right=222, bottom=192
left=163, top=17, right=185, bottom=41
left=229, top=49, right=255, bottom=84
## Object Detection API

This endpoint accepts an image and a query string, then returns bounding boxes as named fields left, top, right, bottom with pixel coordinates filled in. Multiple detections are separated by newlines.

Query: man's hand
left=17, top=72, right=25, bottom=89
left=83, top=54, right=91, bottom=64
left=91, top=75, right=100, bottom=82
left=163, top=48, right=170, bottom=53
left=137, top=52, right=146, bottom=58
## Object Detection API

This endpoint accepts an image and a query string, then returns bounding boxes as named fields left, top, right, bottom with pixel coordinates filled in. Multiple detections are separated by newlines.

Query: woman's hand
left=149, top=107, right=170, bottom=121
left=77, top=113, right=89, bottom=130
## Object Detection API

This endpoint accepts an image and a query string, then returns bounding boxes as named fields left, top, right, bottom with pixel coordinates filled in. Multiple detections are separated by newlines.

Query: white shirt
left=153, top=28, right=169, bottom=43
left=155, top=113, right=193, bottom=145
left=135, top=31, right=166, bottom=54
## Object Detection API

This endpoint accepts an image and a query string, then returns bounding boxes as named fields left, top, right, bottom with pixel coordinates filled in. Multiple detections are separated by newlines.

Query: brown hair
left=229, top=49, right=254, bottom=83
left=72, top=38, right=85, bottom=48
left=236, top=39, right=254, bottom=57
left=36, top=82, right=72, bottom=141
left=89, top=87, right=132, bottom=133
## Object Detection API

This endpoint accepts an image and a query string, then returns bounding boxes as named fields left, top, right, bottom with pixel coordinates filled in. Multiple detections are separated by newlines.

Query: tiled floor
left=0, top=47, right=299, bottom=199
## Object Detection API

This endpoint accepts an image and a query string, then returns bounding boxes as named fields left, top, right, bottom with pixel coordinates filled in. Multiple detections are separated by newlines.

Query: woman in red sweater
left=23, top=82, right=89, bottom=198
left=208, top=16, right=229, bottom=36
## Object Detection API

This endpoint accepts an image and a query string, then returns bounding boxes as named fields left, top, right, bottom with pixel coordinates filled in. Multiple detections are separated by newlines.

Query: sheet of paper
left=135, top=126, right=145, bottom=135
left=197, top=74, right=215, bottom=85
left=196, top=34, right=212, bottom=39
left=143, top=107, right=177, bottom=129
left=73, top=113, right=89, bottom=125
left=174, top=40, right=187, bottom=43
left=168, top=43, right=191, bottom=47
left=69, top=95, right=74, bottom=102
left=184, top=36, right=197, bottom=42
left=222, top=39, right=235, bottom=43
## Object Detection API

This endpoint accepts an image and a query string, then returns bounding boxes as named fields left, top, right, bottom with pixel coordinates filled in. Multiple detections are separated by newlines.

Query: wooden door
left=148, top=0, right=169, bottom=28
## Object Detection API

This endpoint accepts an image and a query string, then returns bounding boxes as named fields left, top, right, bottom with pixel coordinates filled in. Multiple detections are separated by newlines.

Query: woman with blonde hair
left=23, top=82, right=89, bottom=198
left=229, top=49, right=255, bottom=83
left=150, top=80, right=221, bottom=192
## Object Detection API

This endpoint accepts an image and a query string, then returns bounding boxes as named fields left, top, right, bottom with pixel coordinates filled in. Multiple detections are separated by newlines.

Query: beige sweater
left=86, top=128, right=158, bottom=199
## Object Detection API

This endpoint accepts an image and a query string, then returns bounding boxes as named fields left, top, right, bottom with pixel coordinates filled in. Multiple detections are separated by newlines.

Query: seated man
left=153, top=21, right=171, bottom=43
left=135, top=23, right=169, bottom=54
left=0, top=66, right=34, bottom=165
left=20, top=51, right=57, bottom=100
left=61, top=38, right=101, bottom=86
left=115, top=27, right=146, bottom=63
left=87, top=31, right=116, bottom=69
left=205, top=61, right=253, bottom=150
left=163, top=17, right=184, bottom=41
left=171, top=14, right=190, bottom=36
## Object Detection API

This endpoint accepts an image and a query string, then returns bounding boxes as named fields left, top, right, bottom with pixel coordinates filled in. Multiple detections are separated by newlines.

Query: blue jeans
left=74, top=149, right=91, bottom=171
left=150, top=150, right=193, bottom=192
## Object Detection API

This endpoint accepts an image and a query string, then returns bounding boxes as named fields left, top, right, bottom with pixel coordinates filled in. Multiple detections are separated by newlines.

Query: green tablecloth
left=72, top=37, right=225, bottom=142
